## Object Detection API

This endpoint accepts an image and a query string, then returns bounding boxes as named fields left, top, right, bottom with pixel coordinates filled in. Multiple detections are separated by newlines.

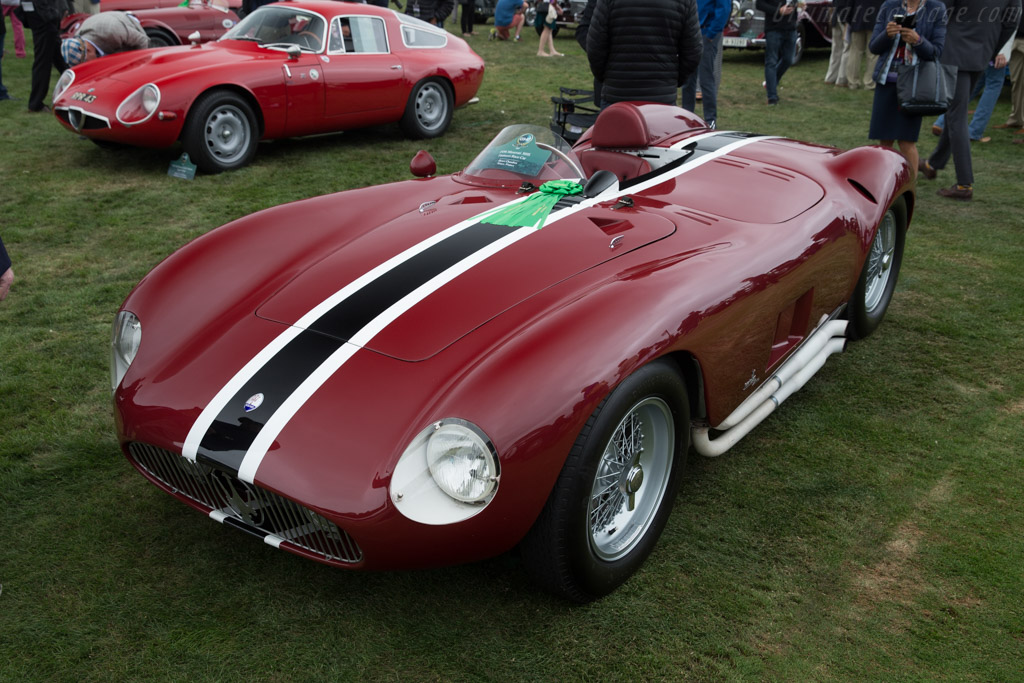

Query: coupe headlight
left=111, top=310, right=141, bottom=391
left=53, top=69, right=75, bottom=101
left=116, top=84, right=160, bottom=126
left=391, top=419, right=500, bottom=525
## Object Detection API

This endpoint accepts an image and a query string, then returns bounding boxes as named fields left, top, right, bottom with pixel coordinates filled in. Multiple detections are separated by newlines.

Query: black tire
left=520, top=359, right=690, bottom=602
left=182, top=91, right=259, bottom=174
left=846, top=196, right=907, bottom=340
left=145, top=29, right=177, bottom=48
left=399, top=79, right=453, bottom=139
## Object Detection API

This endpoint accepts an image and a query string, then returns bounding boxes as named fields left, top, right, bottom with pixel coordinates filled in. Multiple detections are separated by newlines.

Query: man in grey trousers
left=919, top=0, right=1021, bottom=200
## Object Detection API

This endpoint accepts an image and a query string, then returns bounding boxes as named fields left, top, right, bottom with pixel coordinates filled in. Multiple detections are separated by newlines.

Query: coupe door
left=320, top=15, right=406, bottom=128
left=282, top=54, right=328, bottom=137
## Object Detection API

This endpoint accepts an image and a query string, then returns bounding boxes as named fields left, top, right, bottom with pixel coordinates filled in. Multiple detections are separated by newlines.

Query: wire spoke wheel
left=863, top=211, right=896, bottom=314
left=588, top=397, right=674, bottom=562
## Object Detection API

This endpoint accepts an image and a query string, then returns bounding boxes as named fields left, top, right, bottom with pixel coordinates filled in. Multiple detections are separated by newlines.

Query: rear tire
left=520, top=359, right=689, bottom=602
left=399, top=79, right=453, bottom=139
left=846, top=196, right=907, bottom=340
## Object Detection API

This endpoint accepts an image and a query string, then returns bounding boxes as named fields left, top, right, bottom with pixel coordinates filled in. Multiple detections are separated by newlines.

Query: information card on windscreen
left=483, top=133, right=550, bottom=177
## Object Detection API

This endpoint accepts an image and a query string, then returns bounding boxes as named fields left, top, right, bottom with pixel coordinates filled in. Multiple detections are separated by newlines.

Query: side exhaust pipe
left=692, top=319, right=848, bottom=457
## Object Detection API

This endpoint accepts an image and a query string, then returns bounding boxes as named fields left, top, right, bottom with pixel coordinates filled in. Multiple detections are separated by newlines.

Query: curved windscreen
left=457, top=125, right=585, bottom=189
left=222, top=7, right=326, bottom=52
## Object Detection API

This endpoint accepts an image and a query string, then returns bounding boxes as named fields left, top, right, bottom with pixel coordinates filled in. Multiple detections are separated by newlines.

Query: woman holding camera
left=867, top=0, right=947, bottom=182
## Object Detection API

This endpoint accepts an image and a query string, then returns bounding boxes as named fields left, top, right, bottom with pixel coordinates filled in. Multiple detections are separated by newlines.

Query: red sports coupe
left=111, top=103, right=912, bottom=601
left=53, top=1, right=485, bottom=172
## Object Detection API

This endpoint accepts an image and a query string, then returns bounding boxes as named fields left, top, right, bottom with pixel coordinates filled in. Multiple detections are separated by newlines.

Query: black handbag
left=896, top=59, right=957, bottom=116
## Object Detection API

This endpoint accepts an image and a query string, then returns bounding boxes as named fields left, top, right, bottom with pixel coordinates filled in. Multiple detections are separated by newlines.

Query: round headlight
left=390, top=418, right=500, bottom=525
left=111, top=310, right=141, bottom=391
left=426, top=423, right=499, bottom=503
left=54, top=69, right=75, bottom=101
left=116, top=84, right=161, bottom=126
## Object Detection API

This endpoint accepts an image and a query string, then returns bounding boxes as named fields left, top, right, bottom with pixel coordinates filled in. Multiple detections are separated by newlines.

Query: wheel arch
left=144, top=25, right=180, bottom=47
left=180, top=84, right=266, bottom=143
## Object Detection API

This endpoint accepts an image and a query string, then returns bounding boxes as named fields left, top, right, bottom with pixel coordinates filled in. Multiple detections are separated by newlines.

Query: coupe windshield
left=222, top=7, right=325, bottom=52
left=458, top=125, right=585, bottom=188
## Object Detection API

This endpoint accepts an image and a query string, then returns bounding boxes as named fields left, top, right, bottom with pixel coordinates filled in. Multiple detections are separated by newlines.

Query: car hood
left=69, top=40, right=268, bottom=86
left=254, top=190, right=676, bottom=362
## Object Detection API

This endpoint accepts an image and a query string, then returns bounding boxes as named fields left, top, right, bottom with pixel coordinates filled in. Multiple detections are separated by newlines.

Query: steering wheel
left=535, top=141, right=585, bottom=179
left=293, top=30, right=320, bottom=50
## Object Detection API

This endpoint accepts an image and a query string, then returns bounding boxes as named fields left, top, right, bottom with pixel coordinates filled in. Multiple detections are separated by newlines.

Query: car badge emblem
left=222, top=18, right=235, bottom=28
left=310, top=68, right=320, bottom=81
left=743, top=370, right=759, bottom=390
left=244, top=393, right=265, bottom=412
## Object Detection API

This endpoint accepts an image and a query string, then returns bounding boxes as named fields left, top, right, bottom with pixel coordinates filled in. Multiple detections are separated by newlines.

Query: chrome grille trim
left=127, top=442, right=362, bottom=564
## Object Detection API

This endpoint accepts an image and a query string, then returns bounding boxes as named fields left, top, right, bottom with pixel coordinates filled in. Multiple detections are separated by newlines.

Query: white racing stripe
left=184, top=131, right=774, bottom=482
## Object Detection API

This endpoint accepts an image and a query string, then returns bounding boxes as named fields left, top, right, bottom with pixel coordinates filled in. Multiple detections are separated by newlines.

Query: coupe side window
left=329, top=16, right=388, bottom=54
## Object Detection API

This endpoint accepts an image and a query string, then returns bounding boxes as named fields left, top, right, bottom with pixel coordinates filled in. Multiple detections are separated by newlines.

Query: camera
left=893, top=13, right=917, bottom=28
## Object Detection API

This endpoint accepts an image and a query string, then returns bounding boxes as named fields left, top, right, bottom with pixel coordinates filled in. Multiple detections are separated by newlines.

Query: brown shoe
left=993, top=123, right=1018, bottom=129
left=937, top=184, right=973, bottom=201
left=971, top=136, right=992, bottom=143
left=918, top=159, right=937, bottom=180
left=931, top=125, right=942, bottom=136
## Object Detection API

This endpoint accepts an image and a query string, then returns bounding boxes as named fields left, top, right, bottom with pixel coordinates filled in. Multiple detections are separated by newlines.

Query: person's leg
left=774, top=29, right=795, bottom=86
left=700, top=33, right=721, bottom=125
left=825, top=23, right=844, bottom=83
left=967, top=64, right=1004, bottom=139
left=512, top=13, right=524, bottom=39
left=947, top=71, right=979, bottom=187
left=764, top=30, right=781, bottom=102
left=680, top=69, right=698, bottom=112
left=845, top=30, right=865, bottom=89
left=897, top=140, right=919, bottom=183
left=1005, top=38, right=1024, bottom=127
left=26, top=13, right=62, bottom=111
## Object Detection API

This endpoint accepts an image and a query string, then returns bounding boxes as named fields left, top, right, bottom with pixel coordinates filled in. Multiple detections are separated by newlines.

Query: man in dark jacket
left=756, top=0, right=804, bottom=104
left=920, top=0, right=1021, bottom=199
left=405, top=0, right=453, bottom=25
left=586, top=0, right=702, bottom=106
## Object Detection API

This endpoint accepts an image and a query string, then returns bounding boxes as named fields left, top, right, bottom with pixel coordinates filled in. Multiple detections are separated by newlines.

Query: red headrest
left=590, top=102, right=652, bottom=149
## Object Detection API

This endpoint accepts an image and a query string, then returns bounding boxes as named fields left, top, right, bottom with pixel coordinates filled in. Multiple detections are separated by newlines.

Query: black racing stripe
left=309, top=222, right=522, bottom=340
left=195, top=221, right=524, bottom=474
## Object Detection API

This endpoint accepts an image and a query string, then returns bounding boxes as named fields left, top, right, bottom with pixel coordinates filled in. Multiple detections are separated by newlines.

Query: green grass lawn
left=1, top=23, right=1023, bottom=681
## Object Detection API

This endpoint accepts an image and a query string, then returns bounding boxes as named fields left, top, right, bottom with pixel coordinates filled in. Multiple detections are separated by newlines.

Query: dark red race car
left=53, top=1, right=484, bottom=172
left=61, top=0, right=241, bottom=48
left=110, top=103, right=912, bottom=601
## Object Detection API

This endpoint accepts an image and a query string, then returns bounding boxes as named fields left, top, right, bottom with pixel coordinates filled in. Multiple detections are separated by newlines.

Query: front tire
left=182, top=91, right=259, bottom=174
left=520, top=359, right=690, bottom=602
left=399, top=79, right=453, bottom=139
left=846, top=196, right=907, bottom=340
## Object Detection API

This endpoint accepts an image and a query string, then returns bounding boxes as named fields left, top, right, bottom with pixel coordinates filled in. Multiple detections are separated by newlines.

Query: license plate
left=722, top=37, right=750, bottom=47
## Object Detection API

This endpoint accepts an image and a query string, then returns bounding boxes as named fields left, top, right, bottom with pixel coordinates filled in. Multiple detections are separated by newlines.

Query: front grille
left=55, top=107, right=111, bottom=131
left=127, top=442, right=362, bottom=564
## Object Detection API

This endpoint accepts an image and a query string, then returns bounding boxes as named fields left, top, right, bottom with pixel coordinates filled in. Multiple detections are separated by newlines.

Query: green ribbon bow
left=480, top=180, right=584, bottom=230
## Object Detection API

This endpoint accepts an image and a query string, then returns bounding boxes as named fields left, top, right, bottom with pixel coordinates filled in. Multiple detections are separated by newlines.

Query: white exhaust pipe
left=691, top=318, right=848, bottom=457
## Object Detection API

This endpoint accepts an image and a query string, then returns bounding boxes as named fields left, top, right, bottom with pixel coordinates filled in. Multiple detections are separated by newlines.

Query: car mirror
left=410, top=150, right=436, bottom=178
left=188, top=30, right=201, bottom=45
left=286, top=45, right=301, bottom=60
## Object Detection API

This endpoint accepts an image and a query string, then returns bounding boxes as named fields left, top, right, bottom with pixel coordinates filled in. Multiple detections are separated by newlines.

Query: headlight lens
left=53, top=69, right=75, bottom=101
left=116, top=84, right=160, bottom=126
left=391, top=418, right=500, bottom=525
left=111, top=311, right=141, bottom=391
left=426, top=423, right=499, bottom=503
